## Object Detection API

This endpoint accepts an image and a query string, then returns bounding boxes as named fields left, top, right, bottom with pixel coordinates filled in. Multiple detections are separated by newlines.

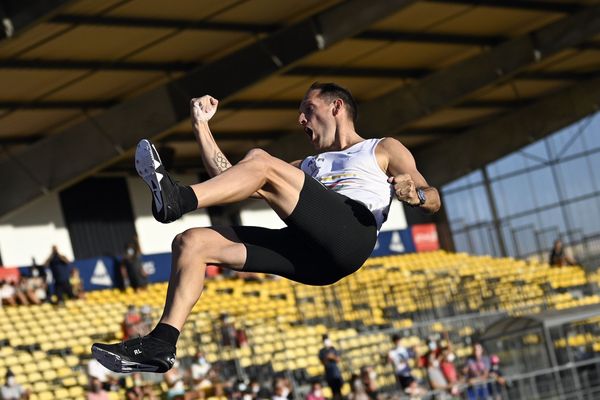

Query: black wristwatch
left=416, top=188, right=426, bottom=206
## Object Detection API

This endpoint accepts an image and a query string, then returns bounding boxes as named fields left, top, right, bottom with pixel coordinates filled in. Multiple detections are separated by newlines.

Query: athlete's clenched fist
left=191, top=95, right=218, bottom=123
left=388, top=174, right=420, bottom=206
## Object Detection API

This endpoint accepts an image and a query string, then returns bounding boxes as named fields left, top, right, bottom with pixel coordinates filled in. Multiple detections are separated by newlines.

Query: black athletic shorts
left=232, top=173, right=377, bottom=286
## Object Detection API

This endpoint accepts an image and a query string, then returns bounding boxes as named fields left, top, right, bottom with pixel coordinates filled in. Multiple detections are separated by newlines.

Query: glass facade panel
left=555, top=156, right=596, bottom=200
left=441, top=112, right=600, bottom=260
left=491, top=173, right=534, bottom=218
left=524, top=167, right=559, bottom=208
left=566, top=197, right=600, bottom=236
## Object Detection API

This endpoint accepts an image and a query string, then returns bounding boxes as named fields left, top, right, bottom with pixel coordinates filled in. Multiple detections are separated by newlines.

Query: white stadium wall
left=127, top=175, right=211, bottom=254
left=381, top=199, right=408, bottom=232
left=0, top=193, right=74, bottom=266
left=239, top=200, right=286, bottom=229
left=0, top=177, right=407, bottom=267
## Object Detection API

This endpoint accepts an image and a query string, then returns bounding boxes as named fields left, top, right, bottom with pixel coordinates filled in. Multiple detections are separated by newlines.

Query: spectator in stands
left=220, top=313, right=237, bottom=347
left=126, top=372, right=157, bottom=400
left=87, top=376, right=109, bottom=400
left=44, top=245, right=75, bottom=304
left=123, top=305, right=144, bottom=340
left=464, top=342, right=491, bottom=400
left=87, top=357, right=112, bottom=391
left=164, top=360, right=189, bottom=399
left=1, top=369, right=29, bottom=400
left=271, top=378, right=292, bottom=400
left=488, top=355, right=506, bottom=400
left=16, top=276, right=37, bottom=305
left=30, top=257, right=50, bottom=303
left=0, top=280, right=18, bottom=306
left=348, top=373, right=368, bottom=400
left=549, top=239, right=576, bottom=267
left=318, top=334, right=344, bottom=400
left=306, top=381, right=325, bottom=400
left=27, top=263, right=48, bottom=303
left=359, top=365, right=379, bottom=400
left=439, top=346, right=460, bottom=397
left=247, top=378, right=270, bottom=400
left=137, top=305, right=153, bottom=336
left=219, top=314, right=248, bottom=348
left=70, top=267, right=85, bottom=299
left=12, top=278, right=31, bottom=305
left=425, top=350, right=451, bottom=400
left=275, top=375, right=294, bottom=399
left=388, top=334, right=421, bottom=395
left=122, top=236, right=149, bottom=292
left=190, top=350, right=211, bottom=389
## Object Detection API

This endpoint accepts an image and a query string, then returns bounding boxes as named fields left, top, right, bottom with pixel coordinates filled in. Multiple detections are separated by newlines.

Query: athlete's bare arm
left=191, top=96, right=233, bottom=177
left=376, top=137, right=441, bottom=213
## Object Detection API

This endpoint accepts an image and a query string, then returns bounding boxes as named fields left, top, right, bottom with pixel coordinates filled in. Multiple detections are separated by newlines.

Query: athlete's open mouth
left=304, top=126, right=313, bottom=137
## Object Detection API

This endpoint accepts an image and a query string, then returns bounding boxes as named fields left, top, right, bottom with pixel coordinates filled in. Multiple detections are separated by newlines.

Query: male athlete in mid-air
left=92, top=82, right=441, bottom=373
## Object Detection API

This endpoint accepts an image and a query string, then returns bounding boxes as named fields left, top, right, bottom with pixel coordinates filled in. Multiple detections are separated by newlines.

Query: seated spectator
left=220, top=314, right=248, bottom=348
left=164, top=360, right=189, bottom=400
left=306, top=381, right=325, bottom=400
left=126, top=372, right=157, bottom=400
left=271, top=382, right=290, bottom=400
left=549, top=239, right=576, bottom=266
left=360, top=366, right=379, bottom=400
left=1, top=369, right=29, bottom=400
left=0, top=280, right=17, bottom=306
left=348, top=374, right=369, bottom=400
left=190, top=351, right=212, bottom=391
left=30, top=258, right=50, bottom=303
left=70, top=268, right=85, bottom=299
left=247, top=378, right=270, bottom=400
left=18, top=277, right=40, bottom=305
left=141, top=305, right=153, bottom=325
left=122, top=305, right=143, bottom=340
left=87, top=376, right=109, bottom=400
left=87, top=358, right=111, bottom=391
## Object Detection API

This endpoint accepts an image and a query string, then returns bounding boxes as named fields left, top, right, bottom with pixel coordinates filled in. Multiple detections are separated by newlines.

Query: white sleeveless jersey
left=300, top=138, right=393, bottom=231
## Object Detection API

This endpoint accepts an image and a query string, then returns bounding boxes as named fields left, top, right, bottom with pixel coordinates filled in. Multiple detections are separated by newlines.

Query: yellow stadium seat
left=69, top=385, right=85, bottom=398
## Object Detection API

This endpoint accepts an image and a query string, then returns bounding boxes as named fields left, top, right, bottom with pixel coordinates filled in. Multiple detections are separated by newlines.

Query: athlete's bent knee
left=173, top=229, right=209, bottom=257
left=243, top=148, right=275, bottom=173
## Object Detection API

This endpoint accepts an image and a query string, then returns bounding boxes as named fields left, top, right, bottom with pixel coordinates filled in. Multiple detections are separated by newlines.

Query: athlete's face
left=298, top=90, right=337, bottom=151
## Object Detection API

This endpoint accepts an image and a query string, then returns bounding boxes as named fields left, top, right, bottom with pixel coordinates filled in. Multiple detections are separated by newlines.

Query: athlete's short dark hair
left=308, top=82, right=358, bottom=124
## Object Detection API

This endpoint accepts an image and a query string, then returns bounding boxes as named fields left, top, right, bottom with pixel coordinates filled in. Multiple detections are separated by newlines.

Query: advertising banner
left=411, top=223, right=440, bottom=252
left=371, top=229, right=416, bottom=257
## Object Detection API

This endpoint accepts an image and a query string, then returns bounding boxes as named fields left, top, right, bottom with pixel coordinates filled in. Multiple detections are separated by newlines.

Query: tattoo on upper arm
left=213, top=151, right=231, bottom=173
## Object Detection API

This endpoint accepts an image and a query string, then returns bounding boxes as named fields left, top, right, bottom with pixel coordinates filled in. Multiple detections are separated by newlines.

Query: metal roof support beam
left=50, top=14, right=278, bottom=34
left=1, top=59, right=594, bottom=82
left=0, top=0, right=73, bottom=41
left=415, top=77, right=600, bottom=187
left=355, top=30, right=503, bottom=46
left=0, top=98, right=530, bottom=111
left=0, top=58, right=194, bottom=72
left=426, top=0, right=581, bottom=13
left=0, top=0, right=418, bottom=218
left=356, top=4, right=600, bottom=138
left=285, top=66, right=594, bottom=81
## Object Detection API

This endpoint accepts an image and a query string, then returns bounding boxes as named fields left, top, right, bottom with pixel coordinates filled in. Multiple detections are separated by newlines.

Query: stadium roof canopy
left=1, top=0, right=599, bottom=217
